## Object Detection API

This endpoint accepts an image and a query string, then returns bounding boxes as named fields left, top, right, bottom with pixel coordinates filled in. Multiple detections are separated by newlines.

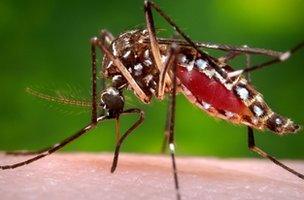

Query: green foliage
left=0, top=0, right=303, bottom=158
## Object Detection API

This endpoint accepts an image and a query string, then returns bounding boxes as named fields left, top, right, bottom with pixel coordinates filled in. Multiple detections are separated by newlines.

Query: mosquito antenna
left=26, top=87, right=91, bottom=107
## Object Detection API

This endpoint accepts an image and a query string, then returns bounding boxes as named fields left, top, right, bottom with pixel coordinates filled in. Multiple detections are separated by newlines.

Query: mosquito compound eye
left=100, top=87, right=124, bottom=116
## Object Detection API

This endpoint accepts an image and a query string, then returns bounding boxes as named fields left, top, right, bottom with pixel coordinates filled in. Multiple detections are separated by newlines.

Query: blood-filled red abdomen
left=177, top=66, right=249, bottom=115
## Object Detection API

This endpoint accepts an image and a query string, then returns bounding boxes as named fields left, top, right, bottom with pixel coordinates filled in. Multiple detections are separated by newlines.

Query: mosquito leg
left=5, top=39, right=102, bottom=156
left=224, top=45, right=278, bottom=78
left=4, top=37, right=106, bottom=159
left=159, top=35, right=180, bottom=153
left=144, top=0, right=172, bottom=97
left=149, top=37, right=181, bottom=196
left=158, top=42, right=182, bottom=199
left=115, top=117, right=121, bottom=144
left=144, top=0, right=208, bottom=59
left=244, top=41, right=304, bottom=73
left=157, top=44, right=178, bottom=153
left=145, top=0, right=304, bottom=73
left=5, top=147, right=52, bottom=156
left=144, top=0, right=226, bottom=80
left=161, top=101, right=171, bottom=153
left=218, top=51, right=242, bottom=65
left=244, top=52, right=251, bottom=80
left=110, top=108, right=145, bottom=173
left=156, top=38, right=304, bottom=74
left=98, top=30, right=115, bottom=89
left=0, top=116, right=107, bottom=170
left=98, top=30, right=115, bottom=116
left=244, top=55, right=304, bottom=180
left=154, top=38, right=284, bottom=58
left=145, top=2, right=181, bottom=198
left=91, top=39, right=99, bottom=123
left=220, top=41, right=304, bottom=74
left=167, top=45, right=181, bottom=200
left=156, top=43, right=178, bottom=99
left=247, top=127, right=304, bottom=180
left=144, top=0, right=164, bottom=72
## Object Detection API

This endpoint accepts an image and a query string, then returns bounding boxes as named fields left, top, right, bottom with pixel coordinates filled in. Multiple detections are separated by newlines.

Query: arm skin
left=0, top=153, right=303, bottom=200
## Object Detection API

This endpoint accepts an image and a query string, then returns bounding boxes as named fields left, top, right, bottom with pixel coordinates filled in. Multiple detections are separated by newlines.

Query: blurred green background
left=0, top=0, right=303, bottom=159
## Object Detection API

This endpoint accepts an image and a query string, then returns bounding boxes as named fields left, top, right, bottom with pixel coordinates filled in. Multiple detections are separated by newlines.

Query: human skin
left=0, top=153, right=303, bottom=200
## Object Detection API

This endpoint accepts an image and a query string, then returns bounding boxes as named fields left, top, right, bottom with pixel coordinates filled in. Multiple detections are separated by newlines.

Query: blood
left=177, top=66, right=250, bottom=115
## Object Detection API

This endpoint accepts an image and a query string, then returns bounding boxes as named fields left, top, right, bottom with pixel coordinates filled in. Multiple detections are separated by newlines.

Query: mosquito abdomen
left=266, top=113, right=301, bottom=135
left=176, top=51, right=301, bottom=135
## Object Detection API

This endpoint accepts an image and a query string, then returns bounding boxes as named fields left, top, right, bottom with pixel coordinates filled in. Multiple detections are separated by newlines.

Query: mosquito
left=1, top=1, right=304, bottom=200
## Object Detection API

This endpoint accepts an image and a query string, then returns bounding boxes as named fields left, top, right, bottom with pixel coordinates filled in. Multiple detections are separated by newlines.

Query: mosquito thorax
left=102, top=29, right=160, bottom=100
left=100, top=87, right=124, bottom=118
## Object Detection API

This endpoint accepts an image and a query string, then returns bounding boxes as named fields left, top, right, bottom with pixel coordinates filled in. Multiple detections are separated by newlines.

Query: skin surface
left=0, top=153, right=303, bottom=200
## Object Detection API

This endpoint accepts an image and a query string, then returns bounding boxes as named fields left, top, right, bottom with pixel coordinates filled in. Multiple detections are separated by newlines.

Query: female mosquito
left=1, top=1, right=303, bottom=200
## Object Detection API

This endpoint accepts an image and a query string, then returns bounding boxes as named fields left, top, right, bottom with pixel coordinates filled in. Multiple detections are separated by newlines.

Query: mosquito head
left=100, top=87, right=124, bottom=118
